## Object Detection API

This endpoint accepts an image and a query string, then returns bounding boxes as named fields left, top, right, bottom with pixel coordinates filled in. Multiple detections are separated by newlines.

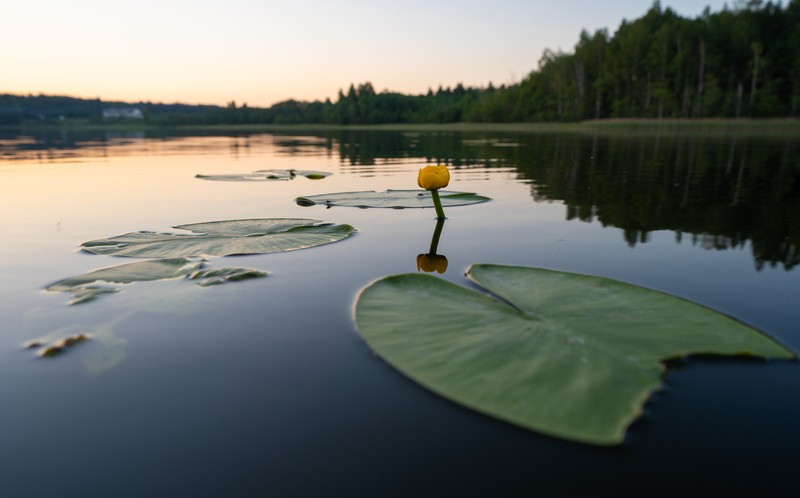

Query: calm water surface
left=1, top=128, right=799, bottom=496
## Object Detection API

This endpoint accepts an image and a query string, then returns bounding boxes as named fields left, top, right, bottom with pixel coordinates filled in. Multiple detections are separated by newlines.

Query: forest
left=2, top=0, right=798, bottom=125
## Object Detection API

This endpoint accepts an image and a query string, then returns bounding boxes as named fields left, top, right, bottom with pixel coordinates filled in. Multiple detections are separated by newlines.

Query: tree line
left=2, top=0, right=798, bottom=125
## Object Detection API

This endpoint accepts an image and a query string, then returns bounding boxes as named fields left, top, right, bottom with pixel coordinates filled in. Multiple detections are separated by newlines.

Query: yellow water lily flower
left=416, top=253, right=448, bottom=274
left=417, top=164, right=450, bottom=191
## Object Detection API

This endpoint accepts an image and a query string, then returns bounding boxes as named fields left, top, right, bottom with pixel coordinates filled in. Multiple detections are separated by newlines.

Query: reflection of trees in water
left=278, top=129, right=510, bottom=168
left=0, top=128, right=275, bottom=161
left=8, top=127, right=797, bottom=269
left=284, top=130, right=799, bottom=271
left=511, top=133, right=799, bottom=271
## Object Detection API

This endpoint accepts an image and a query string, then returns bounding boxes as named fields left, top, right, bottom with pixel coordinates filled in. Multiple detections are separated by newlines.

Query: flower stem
left=428, top=218, right=445, bottom=254
left=430, top=189, right=446, bottom=220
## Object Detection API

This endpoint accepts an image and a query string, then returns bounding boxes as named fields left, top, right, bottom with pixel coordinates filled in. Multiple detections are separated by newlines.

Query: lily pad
left=196, top=169, right=331, bottom=182
left=296, top=190, right=490, bottom=209
left=38, top=333, right=90, bottom=357
left=48, top=258, right=201, bottom=290
left=46, top=258, right=267, bottom=304
left=56, top=285, right=121, bottom=305
left=188, top=267, right=268, bottom=287
left=81, top=218, right=355, bottom=258
left=354, top=264, right=793, bottom=445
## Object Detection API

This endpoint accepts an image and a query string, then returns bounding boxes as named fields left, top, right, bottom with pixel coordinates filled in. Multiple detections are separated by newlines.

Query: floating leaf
left=196, top=169, right=331, bottom=182
left=38, top=333, right=90, bottom=357
left=60, top=286, right=120, bottom=305
left=46, top=258, right=268, bottom=304
left=354, top=264, right=793, bottom=445
left=23, top=339, right=45, bottom=349
left=81, top=218, right=355, bottom=258
left=48, top=258, right=201, bottom=290
left=23, top=311, right=138, bottom=370
left=296, top=190, right=490, bottom=209
left=47, top=258, right=200, bottom=304
left=188, top=267, right=268, bottom=287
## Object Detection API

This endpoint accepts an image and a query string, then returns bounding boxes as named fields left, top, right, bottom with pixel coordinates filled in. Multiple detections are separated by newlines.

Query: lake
left=1, top=126, right=798, bottom=496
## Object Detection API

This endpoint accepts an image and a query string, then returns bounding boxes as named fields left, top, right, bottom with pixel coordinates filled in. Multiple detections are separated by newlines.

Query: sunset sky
left=2, top=0, right=730, bottom=107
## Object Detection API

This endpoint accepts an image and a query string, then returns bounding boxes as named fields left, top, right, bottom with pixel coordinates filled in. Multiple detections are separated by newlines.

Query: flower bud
left=417, top=164, right=450, bottom=190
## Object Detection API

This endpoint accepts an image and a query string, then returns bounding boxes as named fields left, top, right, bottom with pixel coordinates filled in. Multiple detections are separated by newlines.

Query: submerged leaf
left=354, top=264, right=793, bottom=445
left=48, top=258, right=201, bottom=291
left=47, top=258, right=201, bottom=304
left=196, top=169, right=331, bottom=182
left=63, top=286, right=121, bottom=305
left=295, top=189, right=490, bottom=209
left=81, top=218, right=355, bottom=258
left=38, top=333, right=90, bottom=357
left=46, top=258, right=268, bottom=304
left=188, top=267, right=268, bottom=287
left=23, top=339, right=45, bottom=349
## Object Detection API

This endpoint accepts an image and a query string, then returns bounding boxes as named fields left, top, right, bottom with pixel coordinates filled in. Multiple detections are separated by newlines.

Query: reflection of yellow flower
left=417, top=164, right=450, bottom=191
left=416, top=253, right=448, bottom=274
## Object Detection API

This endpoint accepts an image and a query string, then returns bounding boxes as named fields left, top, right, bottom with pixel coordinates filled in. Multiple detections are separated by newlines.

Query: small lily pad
left=38, top=333, right=90, bottom=357
left=23, top=339, right=45, bottom=349
left=46, top=258, right=268, bottom=304
left=188, top=267, right=268, bottom=287
left=60, top=286, right=121, bottom=305
left=296, top=190, right=491, bottom=209
left=47, top=258, right=201, bottom=304
left=48, top=258, right=202, bottom=291
left=81, top=218, right=355, bottom=258
left=354, top=264, right=793, bottom=445
left=196, top=169, right=331, bottom=182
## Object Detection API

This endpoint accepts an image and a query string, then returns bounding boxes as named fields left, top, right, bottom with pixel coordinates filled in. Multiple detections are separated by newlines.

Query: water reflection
left=511, top=134, right=800, bottom=271
left=416, top=219, right=448, bottom=274
left=3, top=128, right=798, bottom=269
left=276, top=130, right=799, bottom=271
left=0, top=128, right=290, bottom=162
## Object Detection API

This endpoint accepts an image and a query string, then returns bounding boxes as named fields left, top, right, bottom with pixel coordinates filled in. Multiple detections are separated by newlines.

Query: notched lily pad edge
left=464, top=265, right=794, bottom=443
left=354, top=266, right=794, bottom=446
left=465, top=263, right=796, bottom=361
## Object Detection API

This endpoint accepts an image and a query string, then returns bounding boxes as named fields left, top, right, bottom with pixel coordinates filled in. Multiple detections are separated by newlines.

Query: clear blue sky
left=1, top=0, right=732, bottom=107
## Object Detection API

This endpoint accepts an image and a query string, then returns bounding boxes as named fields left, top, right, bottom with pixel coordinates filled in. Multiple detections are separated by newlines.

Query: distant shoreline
left=4, top=118, right=800, bottom=136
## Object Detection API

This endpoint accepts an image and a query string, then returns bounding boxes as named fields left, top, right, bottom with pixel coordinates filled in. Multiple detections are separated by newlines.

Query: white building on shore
left=101, top=107, right=144, bottom=120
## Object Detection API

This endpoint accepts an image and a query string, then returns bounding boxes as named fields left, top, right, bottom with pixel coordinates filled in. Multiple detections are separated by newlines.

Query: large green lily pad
left=354, top=264, right=793, bottom=445
left=81, top=218, right=355, bottom=258
left=196, top=169, right=331, bottom=181
left=296, top=190, right=490, bottom=209
left=46, top=258, right=267, bottom=304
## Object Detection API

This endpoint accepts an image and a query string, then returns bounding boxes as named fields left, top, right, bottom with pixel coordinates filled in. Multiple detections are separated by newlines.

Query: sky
left=1, top=0, right=732, bottom=107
